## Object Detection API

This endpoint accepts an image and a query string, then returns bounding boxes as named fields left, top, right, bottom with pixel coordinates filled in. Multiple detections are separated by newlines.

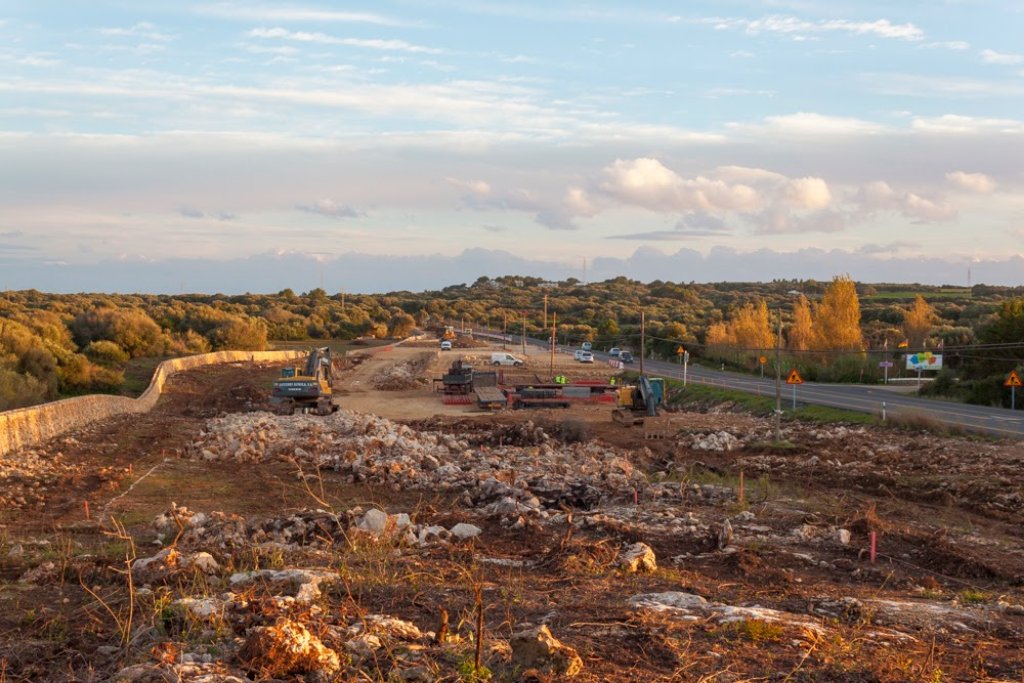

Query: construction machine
left=270, top=347, right=339, bottom=416
left=612, top=376, right=664, bottom=426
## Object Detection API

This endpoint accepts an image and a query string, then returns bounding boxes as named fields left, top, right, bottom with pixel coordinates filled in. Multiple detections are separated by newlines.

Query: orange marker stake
left=870, top=531, right=877, bottom=563
left=738, top=471, right=745, bottom=506
left=633, top=488, right=638, bottom=505
left=84, top=500, right=90, bottom=520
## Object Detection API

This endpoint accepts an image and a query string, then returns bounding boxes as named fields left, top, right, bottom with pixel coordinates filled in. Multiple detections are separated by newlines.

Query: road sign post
left=683, top=351, right=689, bottom=387
left=786, top=368, right=803, bottom=410
left=878, top=360, right=893, bottom=384
left=759, top=355, right=767, bottom=379
left=1007, top=370, right=1023, bottom=410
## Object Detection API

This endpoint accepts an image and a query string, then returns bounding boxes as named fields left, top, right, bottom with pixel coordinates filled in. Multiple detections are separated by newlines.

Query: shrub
left=84, top=340, right=130, bottom=364
left=0, top=368, right=48, bottom=410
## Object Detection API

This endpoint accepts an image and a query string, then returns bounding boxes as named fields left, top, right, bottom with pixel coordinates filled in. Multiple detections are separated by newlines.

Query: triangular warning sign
left=1006, top=370, right=1023, bottom=388
left=786, top=368, right=804, bottom=385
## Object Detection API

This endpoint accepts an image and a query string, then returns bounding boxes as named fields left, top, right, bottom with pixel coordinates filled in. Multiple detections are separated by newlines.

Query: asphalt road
left=495, top=331, right=1024, bottom=439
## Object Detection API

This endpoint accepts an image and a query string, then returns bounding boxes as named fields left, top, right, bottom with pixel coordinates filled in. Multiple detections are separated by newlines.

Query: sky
left=0, top=0, right=1022, bottom=293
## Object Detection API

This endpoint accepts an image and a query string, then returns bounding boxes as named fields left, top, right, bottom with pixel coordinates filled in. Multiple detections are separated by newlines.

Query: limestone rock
left=617, top=542, right=657, bottom=573
left=449, top=522, right=482, bottom=540
left=239, top=619, right=341, bottom=677
left=510, top=624, right=583, bottom=678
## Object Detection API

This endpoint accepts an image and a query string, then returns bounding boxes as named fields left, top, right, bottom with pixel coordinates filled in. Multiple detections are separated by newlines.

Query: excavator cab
left=270, top=347, right=340, bottom=416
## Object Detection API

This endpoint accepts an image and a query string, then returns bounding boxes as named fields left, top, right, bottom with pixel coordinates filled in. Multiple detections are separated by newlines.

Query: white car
left=440, top=340, right=452, bottom=351
left=608, top=347, right=621, bottom=358
left=579, top=351, right=594, bottom=363
left=573, top=350, right=586, bottom=361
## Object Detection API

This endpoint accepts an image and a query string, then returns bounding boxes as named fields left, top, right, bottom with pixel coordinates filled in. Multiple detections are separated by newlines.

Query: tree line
left=1, top=277, right=1021, bottom=410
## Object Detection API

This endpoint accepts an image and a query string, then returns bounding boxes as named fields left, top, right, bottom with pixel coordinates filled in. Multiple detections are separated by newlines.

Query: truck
left=270, top=347, right=339, bottom=416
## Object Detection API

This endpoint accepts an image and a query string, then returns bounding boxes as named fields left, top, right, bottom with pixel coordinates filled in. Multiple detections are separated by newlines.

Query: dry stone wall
left=0, top=350, right=304, bottom=457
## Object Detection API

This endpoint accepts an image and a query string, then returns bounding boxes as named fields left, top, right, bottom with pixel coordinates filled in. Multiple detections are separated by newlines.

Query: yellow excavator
left=612, top=376, right=664, bottom=426
left=270, top=347, right=339, bottom=416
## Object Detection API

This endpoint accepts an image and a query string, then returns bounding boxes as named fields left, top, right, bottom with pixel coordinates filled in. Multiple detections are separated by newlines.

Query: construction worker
left=609, top=376, right=616, bottom=386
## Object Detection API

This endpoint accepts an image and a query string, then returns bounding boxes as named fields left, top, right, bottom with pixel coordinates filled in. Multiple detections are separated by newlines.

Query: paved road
left=494, top=331, right=1024, bottom=439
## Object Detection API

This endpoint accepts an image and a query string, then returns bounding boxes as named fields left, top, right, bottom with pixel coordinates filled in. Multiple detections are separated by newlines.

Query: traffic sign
left=878, top=361, right=894, bottom=368
left=786, top=369, right=804, bottom=385
left=676, top=346, right=685, bottom=355
left=1006, top=370, right=1023, bottom=388
left=758, top=355, right=767, bottom=365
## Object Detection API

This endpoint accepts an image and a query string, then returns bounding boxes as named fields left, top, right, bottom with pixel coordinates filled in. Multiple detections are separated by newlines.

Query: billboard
left=906, top=352, right=942, bottom=371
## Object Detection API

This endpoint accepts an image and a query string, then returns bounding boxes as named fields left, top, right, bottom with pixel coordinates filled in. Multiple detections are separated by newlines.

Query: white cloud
left=99, top=22, right=174, bottom=42
left=981, top=49, right=1024, bottom=65
left=866, top=73, right=1024, bottom=98
left=446, top=177, right=491, bottom=195
left=785, top=177, right=832, bottom=209
left=701, top=15, right=924, bottom=42
left=195, top=3, right=406, bottom=26
left=855, top=180, right=955, bottom=222
left=599, top=159, right=833, bottom=230
left=945, top=171, right=996, bottom=193
left=731, top=112, right=885, bottom=136
left=921, top=41, right=970, bottom=50
left=248, top=27, right=443, bottom=54
left=564, top=187, right=598, bottom=217
left=911, top=114, right=1024, bottom=134
left=296, top=199, right=360, bottom=218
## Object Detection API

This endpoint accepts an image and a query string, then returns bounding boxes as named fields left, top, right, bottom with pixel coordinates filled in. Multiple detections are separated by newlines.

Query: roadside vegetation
left=2, top=278, right=1022, bottom=410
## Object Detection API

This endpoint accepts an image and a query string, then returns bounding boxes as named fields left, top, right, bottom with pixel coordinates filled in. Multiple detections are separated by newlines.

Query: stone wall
left=0, top=350, right=305, bottom=457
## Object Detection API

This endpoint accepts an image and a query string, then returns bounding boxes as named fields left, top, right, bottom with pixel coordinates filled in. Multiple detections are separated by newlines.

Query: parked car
left=619, top=351, right=634, bottom=363
left=440, top=340, right=452, bottom=351
left=491, top=352, right=524, bottom=367
left=573, top=350, right=586, bottom=361
left=579, top=351, right=594, bottom=363
left=608, top=347, right=622, bottom=357
left=581, top=342, right=593, bottom=351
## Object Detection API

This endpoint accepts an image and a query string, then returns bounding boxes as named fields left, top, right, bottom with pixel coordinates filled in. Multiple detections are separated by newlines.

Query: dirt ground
left=1, top=341, right=1022, bottom=682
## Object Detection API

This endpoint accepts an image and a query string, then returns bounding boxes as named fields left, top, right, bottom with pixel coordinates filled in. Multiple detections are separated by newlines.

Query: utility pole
left=774, top=308, right=782, bottom=442
left=522, top=312, right=527, bottom=356
left=502, top=310, right=507, bottom=349
left=543, top=294, right=548, bottom=332
left=639, top=310, right=645, bottom=376
left=549, top=311, right=556, bottom=378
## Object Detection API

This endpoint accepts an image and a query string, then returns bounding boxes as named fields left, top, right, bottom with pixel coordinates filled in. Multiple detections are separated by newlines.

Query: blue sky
left=0, top=1, right=1022, bottom=292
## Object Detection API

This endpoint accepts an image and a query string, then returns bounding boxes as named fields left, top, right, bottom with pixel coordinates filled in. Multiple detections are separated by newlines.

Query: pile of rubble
left=0, top=435, right=123, bottom=511
left=371, top=352, right=434, bottom=390
left=186, top=410, right=660, bottom=527
left=150, top=502, right=482, bottom=552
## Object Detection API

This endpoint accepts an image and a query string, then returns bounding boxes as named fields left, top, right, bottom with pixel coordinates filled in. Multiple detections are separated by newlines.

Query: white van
left=490, top=352, right=524, bottom=367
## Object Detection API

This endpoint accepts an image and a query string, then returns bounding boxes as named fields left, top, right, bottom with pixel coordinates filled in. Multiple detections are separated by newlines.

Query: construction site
left=1, top=335, right=1024, bottom=682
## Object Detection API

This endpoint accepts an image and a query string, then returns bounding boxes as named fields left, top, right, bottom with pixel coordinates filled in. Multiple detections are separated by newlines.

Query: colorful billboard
left=906, top=352, right=942, bottom=371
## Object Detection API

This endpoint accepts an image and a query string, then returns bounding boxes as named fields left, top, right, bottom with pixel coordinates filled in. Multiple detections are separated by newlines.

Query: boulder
left=449, top=523, right=482, bottom=540
left=510, top=625, right=583, bottom=678
left=617, top=543, right=657, bottom=573
left=239, top=619, right=341, bottom=677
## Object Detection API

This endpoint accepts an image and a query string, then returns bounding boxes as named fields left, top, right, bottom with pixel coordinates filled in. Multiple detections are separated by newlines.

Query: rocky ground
left=1, top=346, right=1023, bottom=681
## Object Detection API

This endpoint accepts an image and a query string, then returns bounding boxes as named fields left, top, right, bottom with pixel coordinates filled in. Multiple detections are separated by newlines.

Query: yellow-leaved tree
left=787, top=295, right=814, bottom=351
left=813, top=275, right=864, bottom=351
left=730, top=300, right=776, bottom=351
left=901, top=295, right=935, bottom=350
